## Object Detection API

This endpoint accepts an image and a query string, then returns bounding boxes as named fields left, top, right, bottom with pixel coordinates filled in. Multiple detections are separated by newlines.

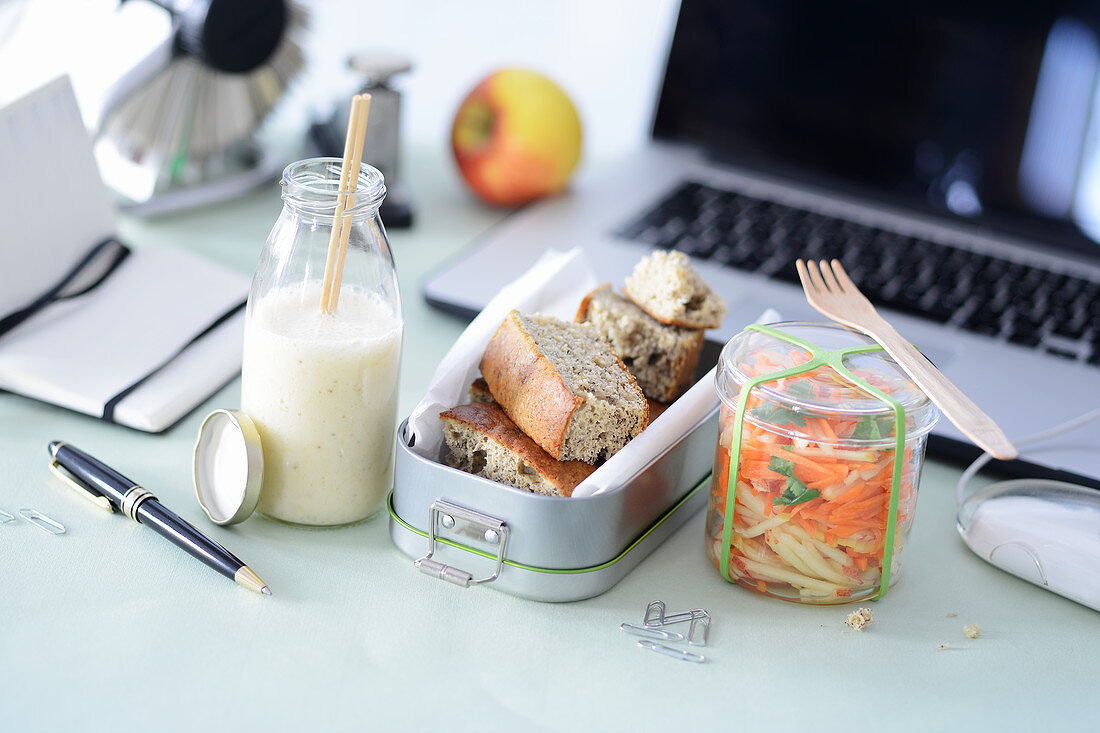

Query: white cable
left=955, top=406, right=1100, bottom=506
left=955, top=452, right=996, bottom=506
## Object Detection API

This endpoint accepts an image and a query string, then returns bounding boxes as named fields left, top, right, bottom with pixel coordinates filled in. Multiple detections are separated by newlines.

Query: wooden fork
left=796, top=259, right=1017, bottom=460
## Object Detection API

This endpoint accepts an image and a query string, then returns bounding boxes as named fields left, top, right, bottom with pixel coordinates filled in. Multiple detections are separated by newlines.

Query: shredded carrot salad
left=706, top=347, right=924, bottom=603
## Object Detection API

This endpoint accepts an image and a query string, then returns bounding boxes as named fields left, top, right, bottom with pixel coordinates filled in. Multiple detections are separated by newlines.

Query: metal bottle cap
left=193, top=409, right=264, bottom=525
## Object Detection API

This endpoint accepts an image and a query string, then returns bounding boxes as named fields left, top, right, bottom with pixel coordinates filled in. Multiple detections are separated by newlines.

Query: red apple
left=451, top=69, right=583, bottom=207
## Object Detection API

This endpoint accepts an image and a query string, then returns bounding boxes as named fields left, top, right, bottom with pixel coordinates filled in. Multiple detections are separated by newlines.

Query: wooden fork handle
left=861, top=318, right=1018, bottom=460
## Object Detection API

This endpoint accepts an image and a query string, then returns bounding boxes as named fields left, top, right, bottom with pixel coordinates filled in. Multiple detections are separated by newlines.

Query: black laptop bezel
left=652, top=0, right=1100, bottom=263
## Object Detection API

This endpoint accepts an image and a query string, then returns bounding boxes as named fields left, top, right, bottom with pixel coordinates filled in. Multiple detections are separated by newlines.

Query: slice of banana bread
left=471, top=376, right=668, bottom=427
left=576, top=284, right=704, bottom=402
left=480, top=310, right=648, bottom=464
left=624, top=250, right=727, bottom=329
left=440, top=402, right=595, bottom=497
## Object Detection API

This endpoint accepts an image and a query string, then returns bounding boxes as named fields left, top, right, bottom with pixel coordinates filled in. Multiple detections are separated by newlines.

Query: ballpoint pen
left=47, top=441, right=271, bottom=596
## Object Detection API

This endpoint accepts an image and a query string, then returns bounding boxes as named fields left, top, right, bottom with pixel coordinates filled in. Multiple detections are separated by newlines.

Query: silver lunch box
left=388, top=352, right=722, bottom=602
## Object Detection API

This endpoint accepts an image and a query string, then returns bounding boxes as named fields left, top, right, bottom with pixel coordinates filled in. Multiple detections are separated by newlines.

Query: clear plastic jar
left=706, top=322, right=938, bottom=603
left=241, top=158, right=403, bottom=527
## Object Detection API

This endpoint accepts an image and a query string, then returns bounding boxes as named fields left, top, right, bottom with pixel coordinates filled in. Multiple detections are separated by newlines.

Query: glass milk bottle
left=241, top=158, right=403, bottom=526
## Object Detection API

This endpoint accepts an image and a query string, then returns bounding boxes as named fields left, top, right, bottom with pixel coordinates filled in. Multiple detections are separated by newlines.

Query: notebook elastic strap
left=101, top=299, right=247, bottom=425
left=0, top=238, right=130, bottom=339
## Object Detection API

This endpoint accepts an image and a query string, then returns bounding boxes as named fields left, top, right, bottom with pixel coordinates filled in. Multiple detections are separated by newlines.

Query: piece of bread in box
left=479, top=310, right=647, bottom=464
left=576, top=284, right=704, bottom=403
left=470, top=376, right=668, bottom=428
left=624, top=250, right=727, bottom=329
left=440, top=402, right=595, bottom=497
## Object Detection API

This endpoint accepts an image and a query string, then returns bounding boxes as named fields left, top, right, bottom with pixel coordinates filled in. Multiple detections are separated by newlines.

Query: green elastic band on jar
left=719, top=323, right=906, bottom=601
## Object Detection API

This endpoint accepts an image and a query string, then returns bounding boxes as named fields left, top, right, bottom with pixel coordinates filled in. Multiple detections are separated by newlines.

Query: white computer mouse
left=957, top=479, right=1100, bottom=612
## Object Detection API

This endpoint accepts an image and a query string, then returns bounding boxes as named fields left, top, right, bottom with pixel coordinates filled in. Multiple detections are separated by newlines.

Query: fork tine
left=795, top=259, right=814, bottom=292
left=829, top=259, right=858, bottom=293
left=805, top=259, right=828, bottom=292
left=818, top=260, right=843, bottom=292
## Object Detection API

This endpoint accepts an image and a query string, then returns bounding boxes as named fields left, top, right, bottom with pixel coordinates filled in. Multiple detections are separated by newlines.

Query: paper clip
left=662, top=608, right=705, bottom=625
left=19, top=509, right=65, bottom=535
left=657, top=609, right=710, bottom=646
left=643, top=600, right=666, bottom=626
left=644, top=599, right=700, bottom=626
left=620, top=622, right=684, bottom=641
left=0, top=509, right=14, bottom=524
left=642, top=600, right=710, bottom=644
left=637, top=640, right=706, bottom=664
left=687, top=612, right=711, bottom=646
left=645, top=600, right=696, bottom=626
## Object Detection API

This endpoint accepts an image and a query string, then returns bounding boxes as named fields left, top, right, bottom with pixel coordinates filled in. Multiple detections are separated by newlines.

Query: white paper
left=407, top=247, right=599, bottom=456
left=407, top=246, right=779, bottom=498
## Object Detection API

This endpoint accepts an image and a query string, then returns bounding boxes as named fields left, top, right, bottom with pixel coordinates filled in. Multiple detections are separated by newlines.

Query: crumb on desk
left=964, top=624, right=981, bottom=639
left=938, top=642, right=950, bottom=650
left=946, top=612, right=958, bottom=618
left=846, top=607, right=874, bottom=632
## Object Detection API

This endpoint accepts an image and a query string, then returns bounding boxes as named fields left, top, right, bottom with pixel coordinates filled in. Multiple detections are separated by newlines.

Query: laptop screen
left=654, top=0, right=1100, bottom=256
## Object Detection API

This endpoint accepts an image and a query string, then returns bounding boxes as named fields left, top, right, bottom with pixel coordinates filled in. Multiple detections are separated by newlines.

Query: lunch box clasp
left=414, top=500, right=510, bottom=587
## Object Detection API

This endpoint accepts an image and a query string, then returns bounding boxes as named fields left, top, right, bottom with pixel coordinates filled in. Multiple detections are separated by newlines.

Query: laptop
left=424, top=0, right=1100, bottom=487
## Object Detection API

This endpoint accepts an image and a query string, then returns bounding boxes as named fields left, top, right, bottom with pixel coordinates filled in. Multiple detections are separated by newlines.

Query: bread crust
left=623, top=294, right=719, bottom=330
left=469, top=377, right=493, bottom=403
left=479, top=311, right=581, bottom=459
left=440, top=402, right=594, bottom=497
left=667, top=330, right=705, bottom=401
left=476, top=374, right=667, bottom=427
left=573, top=282, right=610, bottom=322
left=646, top=398, right=669, bottom=425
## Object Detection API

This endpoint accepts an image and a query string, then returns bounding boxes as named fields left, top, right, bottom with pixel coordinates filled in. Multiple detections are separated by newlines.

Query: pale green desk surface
left=1, top=151, right=1095, bottom=732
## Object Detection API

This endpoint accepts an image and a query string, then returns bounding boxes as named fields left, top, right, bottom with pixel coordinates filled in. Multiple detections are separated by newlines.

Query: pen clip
left=49, top=461, right=114, bottom=513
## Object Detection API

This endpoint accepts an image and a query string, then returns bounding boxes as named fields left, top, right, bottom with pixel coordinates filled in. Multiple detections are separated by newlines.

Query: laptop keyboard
left=617, top=181, right=1100, bottom=366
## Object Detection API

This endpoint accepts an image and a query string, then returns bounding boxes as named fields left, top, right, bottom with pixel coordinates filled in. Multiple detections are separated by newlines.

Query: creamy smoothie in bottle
left=241, top=281, right=402, bottom=526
